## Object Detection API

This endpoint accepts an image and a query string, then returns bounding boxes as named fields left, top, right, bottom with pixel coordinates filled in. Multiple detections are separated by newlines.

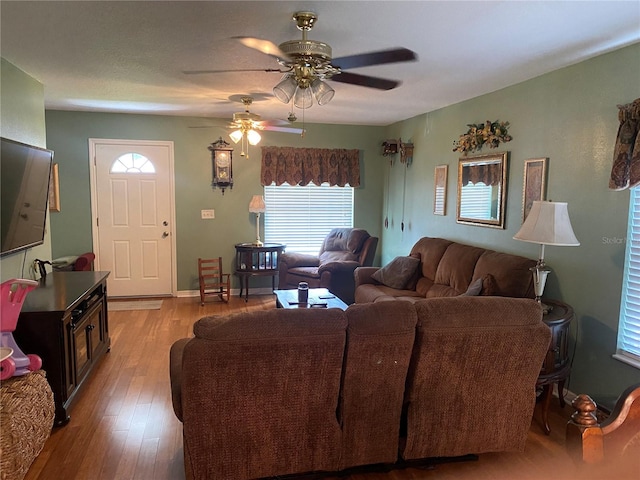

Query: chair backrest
left=198, top=257, right=224, bottom=281
left=319, top=228, right=378, bottom=266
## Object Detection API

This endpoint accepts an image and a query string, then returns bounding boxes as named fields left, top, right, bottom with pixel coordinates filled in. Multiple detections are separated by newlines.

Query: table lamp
left=513, top=201, right=580, bottom=313
left=249, top=195, right=266, bottom=246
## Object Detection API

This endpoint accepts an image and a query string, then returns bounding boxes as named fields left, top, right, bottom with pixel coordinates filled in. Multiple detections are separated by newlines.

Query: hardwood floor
left=26, top=295, right=580, bottom=480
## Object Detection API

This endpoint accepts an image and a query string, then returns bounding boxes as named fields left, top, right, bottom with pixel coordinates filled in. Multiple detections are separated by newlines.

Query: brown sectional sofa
left=355, top=237, right=537, bottom=303
left=170, top=296, right=550, bottom=479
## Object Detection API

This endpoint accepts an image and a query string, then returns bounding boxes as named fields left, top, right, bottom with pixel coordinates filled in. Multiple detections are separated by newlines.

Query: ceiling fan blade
left=332, top=48, right=417, bottom=70
left=233, top=36, right=290, bottom=62
left=263, top=125, right=305, bottom=135
left=331, top=71, right=401, bottom=91
left=183, top=68, right=282, bottom=75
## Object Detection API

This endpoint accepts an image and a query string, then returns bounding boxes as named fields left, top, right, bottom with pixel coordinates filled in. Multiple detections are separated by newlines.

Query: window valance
left=260, top=146, right=360, bottom=187
left=609, top=98, right=640, bottom=191
left=461, top=163, right=502, bottom=186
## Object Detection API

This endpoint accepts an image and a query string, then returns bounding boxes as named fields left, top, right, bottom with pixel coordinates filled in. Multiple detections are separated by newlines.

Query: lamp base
left=537, top=299, right=554, bottom=315
left=252, top=240, right=264, bottom=247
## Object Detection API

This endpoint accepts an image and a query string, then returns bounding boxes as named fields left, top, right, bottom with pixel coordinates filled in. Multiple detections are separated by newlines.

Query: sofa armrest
left=354, top=266, right=380, bottom=287
left=279, top=252, right=320, bottom=268
left=318, top=260, right=361, bottom=275
left=169, top=337, right=191, bottom=422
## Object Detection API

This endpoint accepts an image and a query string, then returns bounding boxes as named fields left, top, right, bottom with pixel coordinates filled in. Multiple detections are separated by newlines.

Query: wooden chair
left=198, top=258, right=230, bottom=306
left=566, top=383, right=640, bottom=475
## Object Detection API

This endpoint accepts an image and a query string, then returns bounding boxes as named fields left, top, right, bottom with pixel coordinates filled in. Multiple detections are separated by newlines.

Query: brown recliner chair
left=278, top=228, right=378, bottom=304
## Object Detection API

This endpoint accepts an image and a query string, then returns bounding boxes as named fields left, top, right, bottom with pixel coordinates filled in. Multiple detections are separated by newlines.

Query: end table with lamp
left=235, top=243, right=285, bottom=301
left=514, top=200, right=579, bottom=434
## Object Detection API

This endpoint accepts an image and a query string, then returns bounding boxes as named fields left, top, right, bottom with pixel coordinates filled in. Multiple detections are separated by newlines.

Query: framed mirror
left=456, top=152, right=508, bottom=228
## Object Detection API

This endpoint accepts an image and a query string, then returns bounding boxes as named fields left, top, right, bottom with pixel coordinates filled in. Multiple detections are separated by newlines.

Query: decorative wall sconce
left=400, top=140, right=414, bottom=164
left=382, top=139, right=399, bottom=156
left=208, top=137, right=234, bottom=194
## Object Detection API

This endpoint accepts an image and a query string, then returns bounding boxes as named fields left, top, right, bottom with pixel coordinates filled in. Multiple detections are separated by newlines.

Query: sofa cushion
left=371, top=256, right=421, bottom=289
left=340, top=301, right=417, bottom=468
left=428, top=243, right=485, bottom=297
left=472, top=251, right=536, bottom=298
left=410, top=238, right=453, bottom=294
left=319, top=250, right=359, bottom=264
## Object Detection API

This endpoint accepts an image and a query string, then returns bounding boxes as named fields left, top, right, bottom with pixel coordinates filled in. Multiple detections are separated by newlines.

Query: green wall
left=385, top=43, right=640, bottom=407
left=0, top=58, right=51, bottom=281
left=44, top=111, right=385, bottom=292
left=44, top=43, right=640, bottom=407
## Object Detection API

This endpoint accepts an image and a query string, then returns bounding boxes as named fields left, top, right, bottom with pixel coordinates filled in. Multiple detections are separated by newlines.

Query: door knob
left=162, top=232, right=169, bottom=238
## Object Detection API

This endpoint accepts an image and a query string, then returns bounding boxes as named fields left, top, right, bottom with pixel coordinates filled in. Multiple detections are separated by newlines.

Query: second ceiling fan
left=229, top=96, right=303, bottom=158
left=185, top=11, right=418, bottom=109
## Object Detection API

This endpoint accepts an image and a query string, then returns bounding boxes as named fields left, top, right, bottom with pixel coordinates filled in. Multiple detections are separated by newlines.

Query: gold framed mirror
left=456, top=152, right=508, bottom=228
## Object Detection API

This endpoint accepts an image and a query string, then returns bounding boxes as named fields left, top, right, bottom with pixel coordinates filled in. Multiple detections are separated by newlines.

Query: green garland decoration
left=453, top=120, right=512, bottom=154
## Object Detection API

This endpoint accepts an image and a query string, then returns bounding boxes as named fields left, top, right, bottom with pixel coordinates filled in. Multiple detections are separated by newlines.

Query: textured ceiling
left=1, top=1, right=639, bottom=127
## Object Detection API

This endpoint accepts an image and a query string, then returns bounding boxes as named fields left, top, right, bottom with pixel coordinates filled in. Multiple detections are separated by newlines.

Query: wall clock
left=208, top=137, right=234, bottom=194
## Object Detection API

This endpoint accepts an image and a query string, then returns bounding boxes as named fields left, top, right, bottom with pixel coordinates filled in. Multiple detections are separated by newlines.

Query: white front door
left=90, top=140, right=175, bottom=297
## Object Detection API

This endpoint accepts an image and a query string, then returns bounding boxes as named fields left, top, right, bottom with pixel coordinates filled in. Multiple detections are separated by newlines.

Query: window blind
left=264, top=183, right=354, bottom=255
left=616, top=187, right=640, bottom=368
left=459, top=183, right=495, bottom=219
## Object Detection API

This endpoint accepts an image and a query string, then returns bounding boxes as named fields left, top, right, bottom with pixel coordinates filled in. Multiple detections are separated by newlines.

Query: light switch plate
left=201, top=209, right=215, bottom=219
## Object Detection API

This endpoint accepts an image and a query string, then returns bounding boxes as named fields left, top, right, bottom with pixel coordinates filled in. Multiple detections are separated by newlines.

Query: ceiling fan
left=228, top=96, right=303, bottom=158
left=184, top=11, right=418, bottom=109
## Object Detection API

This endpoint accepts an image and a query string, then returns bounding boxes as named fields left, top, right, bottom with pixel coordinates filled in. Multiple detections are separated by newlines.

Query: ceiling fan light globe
left=311, top=78, right=335, bottom=105
left=247, top=129, right=261, bottom=145
left=229, top=129, right=243, bottom=143
left=293, top=86, right=313, bottom=109
left=273, top=76, right=297, bottom=103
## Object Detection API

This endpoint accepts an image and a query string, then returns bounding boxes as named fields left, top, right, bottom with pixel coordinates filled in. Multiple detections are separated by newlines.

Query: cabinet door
left=72, top=301, right=103, bottom=385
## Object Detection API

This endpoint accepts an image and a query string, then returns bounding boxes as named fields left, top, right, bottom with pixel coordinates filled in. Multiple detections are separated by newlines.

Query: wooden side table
left=537, top=299, right=573, bottom=434
left=234, top=243, right=285, bottom=301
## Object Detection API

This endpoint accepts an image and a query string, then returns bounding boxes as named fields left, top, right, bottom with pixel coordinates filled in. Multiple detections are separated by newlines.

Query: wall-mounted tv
left=1, top=137, right=54, bottom=257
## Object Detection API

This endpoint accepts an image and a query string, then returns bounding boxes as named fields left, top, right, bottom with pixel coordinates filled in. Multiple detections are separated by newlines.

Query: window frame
left=615, top=186, right=640, bottom=369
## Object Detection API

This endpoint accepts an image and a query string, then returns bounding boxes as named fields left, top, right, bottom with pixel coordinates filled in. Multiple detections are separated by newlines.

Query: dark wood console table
left=537, top=299, right=573, bottom=435
left=234, top=243, right=285, bottom=301
left=14, top=271, right=110, bottom=426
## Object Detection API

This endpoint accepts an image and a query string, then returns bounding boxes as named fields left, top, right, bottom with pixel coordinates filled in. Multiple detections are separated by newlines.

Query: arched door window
left=110, top=153, right=156, bottom=173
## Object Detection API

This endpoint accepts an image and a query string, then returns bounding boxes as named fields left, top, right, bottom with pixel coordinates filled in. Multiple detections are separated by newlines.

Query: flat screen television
left=1, top=137, right=54, bottom=257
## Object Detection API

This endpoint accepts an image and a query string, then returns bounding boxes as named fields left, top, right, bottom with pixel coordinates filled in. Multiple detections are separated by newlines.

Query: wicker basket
left=0, top=370, right=54, bottom=480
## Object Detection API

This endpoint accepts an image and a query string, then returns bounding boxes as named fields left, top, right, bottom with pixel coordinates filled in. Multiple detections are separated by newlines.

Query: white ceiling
left=1, top=1, right=639, bottom=127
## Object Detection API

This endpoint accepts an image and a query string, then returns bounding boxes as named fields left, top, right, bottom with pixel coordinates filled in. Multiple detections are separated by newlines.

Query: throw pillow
left=372, top=256, right=421, bottom=289
left=481, top=273, right=498, bottom=296
left=460, top=277, right=483, bottom=296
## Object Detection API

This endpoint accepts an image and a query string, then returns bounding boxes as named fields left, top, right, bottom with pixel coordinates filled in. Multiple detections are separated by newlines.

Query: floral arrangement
left=453, top=120, right=512, bottom=153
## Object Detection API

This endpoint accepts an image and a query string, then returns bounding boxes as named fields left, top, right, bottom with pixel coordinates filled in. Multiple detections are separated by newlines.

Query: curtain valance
left=609, top=98, right=640, bottom=191
left=260, top=146, right=360, bottom=187
left=461, top=163, right=502, bottom=187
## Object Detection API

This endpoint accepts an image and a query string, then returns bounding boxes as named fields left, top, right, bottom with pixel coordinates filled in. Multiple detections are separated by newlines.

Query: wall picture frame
left=434, top=164, right=448, bottom=215
left=49, top=162, right=60, bottom=212
left=522, top=157, right=548, bottom=221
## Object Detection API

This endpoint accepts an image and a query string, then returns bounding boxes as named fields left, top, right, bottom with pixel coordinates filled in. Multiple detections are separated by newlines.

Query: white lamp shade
left=229, top=129, right=243, bottom=144
left=246, top=129, right=261, bottom=146
left=514, top=201, right=580, bottom=246
left=248, top=195, right=266, bottom=213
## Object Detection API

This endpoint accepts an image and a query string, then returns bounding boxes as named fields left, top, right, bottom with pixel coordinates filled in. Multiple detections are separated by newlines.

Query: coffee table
left=274, top=288, right=348, bottom=310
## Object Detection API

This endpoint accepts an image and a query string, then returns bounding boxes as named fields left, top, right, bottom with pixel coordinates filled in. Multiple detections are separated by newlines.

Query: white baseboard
left=176, top=288, right=275, bottom=298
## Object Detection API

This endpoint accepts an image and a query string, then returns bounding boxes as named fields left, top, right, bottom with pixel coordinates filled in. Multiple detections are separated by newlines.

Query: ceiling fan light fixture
left=247, top=129, right=261, bottom=145
left=273, top=75, right=297, bottom=104
left=293, top=86, right=313, bottom=109
left=229, top=129, right=243, bottom=143
left=311, top=78, right=335, bottom=106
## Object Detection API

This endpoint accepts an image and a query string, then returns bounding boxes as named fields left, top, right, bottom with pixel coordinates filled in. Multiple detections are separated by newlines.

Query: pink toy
left=0, top=278, right=41, bottom=380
